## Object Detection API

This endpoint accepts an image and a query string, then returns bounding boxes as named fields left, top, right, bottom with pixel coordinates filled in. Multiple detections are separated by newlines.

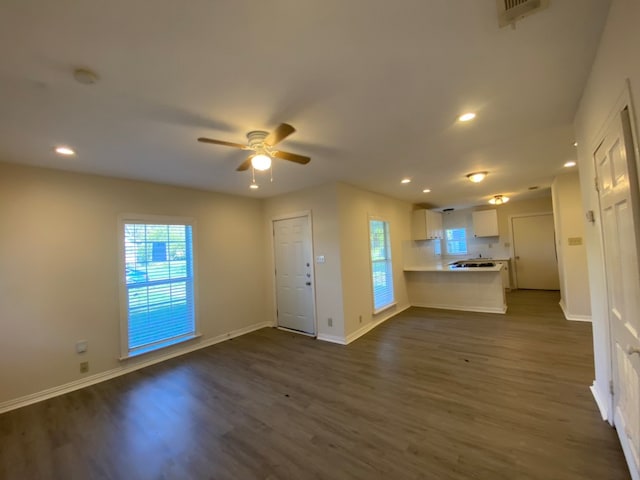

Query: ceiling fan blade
left=265, top=123, right=295, bottom=146
left=198, top=137, right=247, bottom=149
left=236, top=155, right=254, bottom=171
left=273, top=150, right=311, bottom=165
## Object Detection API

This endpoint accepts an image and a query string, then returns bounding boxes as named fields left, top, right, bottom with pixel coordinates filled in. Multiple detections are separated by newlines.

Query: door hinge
left=609, top=380, right=614, bottom=395
left=276, top=309, right=279, bottom=318
left=594, top=176, right=600, bottom=193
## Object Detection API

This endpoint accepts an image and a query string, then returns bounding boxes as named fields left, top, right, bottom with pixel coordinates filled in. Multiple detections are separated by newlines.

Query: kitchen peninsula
left=404, top=261, right=507, bottom=314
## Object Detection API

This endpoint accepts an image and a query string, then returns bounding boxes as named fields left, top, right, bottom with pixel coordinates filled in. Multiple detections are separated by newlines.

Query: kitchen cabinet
left=472, top=209, right=499, bottom=237
left=411, top=209, right=443, bottom=240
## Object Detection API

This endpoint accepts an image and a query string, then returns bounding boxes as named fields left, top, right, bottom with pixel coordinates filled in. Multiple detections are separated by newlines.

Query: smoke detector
left=497, top=0, right=550, bottom=28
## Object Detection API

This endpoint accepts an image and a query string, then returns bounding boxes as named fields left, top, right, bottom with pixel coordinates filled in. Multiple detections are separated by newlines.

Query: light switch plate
left=316, top=255, right=325, bottom=264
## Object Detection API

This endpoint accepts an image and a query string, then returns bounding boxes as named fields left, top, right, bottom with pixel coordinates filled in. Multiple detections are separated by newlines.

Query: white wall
left=443, top=196, right=554, bottom=257
left=336, top=183, right=412, bottom=339
left=551, top=173, right=591, bottom=320
left=0, top=162, right=267, bottom=406
left=262, top=183, right=346, bottom=341
left=574, top=0, right=640, bottom=422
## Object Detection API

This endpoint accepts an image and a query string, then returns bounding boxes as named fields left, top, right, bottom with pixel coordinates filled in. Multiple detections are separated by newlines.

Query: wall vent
left=497, top=0, right=550, bottom=28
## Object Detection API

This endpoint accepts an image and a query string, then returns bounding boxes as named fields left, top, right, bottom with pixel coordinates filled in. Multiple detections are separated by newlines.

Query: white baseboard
left=411, top=302, right=507, bottom=314
left=316, top=333, right=347, bottom=345
left=590, top=381, right=610, bottom=422
left=344, top=305, right=411, bottom=344
left=0, top=321, right=272, bottom=414
left=559, top=300, right=592, bottom=322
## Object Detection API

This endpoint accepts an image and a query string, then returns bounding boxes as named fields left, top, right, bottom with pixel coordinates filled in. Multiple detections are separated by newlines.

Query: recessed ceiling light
left=489, top=195, right=509, bottom=205
left=564, top=161, right=577, bottom=168
left=458, top=112, right=476, bottom=122
left=55, top=146, right=76, bottom=156
left=573, top=142, right=578, bottom=147
left=401, top=178, right=411, bottom=184
left=423, top=188, right=431, bottom=193
left=466, top=171, right=488, bottom=183
left=249, top=183, right=259, bottom=190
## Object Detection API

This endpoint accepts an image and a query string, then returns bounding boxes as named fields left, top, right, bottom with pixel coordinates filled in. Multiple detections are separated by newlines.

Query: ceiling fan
left=198, top=123, right=311, bottom=172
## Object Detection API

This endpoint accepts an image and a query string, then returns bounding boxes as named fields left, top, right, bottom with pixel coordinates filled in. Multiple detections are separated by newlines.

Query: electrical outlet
left=328, top=317, right=333, bottom=327
left=80, top=361, right=89, bottom=373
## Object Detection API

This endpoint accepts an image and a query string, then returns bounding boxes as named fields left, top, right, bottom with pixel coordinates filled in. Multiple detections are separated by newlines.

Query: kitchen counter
left=404, top=262, right=506, bottom=314
left=404, top=262, right=503, bottom=272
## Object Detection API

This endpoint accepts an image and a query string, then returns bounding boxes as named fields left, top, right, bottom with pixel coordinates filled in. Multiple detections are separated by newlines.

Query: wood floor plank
left=0, top=290, right=631, bottom=479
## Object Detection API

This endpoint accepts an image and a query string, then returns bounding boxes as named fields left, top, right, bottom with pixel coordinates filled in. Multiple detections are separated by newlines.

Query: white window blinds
left=122, top=221, right=196, bottom=357
left=369, top=219, right=395, bottom=312
left=445, top=228, right=468, bottom=255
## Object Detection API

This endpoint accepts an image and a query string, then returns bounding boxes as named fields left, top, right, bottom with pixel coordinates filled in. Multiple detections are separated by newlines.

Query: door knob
left=306, top=282, right=312, bottom=286
left=625, top=345, right=640, bottom=356
left=515, top=256, right=520, bottom=260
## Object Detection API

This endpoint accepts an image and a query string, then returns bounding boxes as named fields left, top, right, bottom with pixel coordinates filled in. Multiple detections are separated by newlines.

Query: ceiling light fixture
left=401, top=178, right=411, bottom=184
left=573, top=142, right=578, bottom=147
left=423, top=188, right=431, bottom=193
left=564, top=161, right=577, bottom=168
left=251, top=154, right=272, bottom=171
left=466, top=171, right=488, bottom=183
left=458, top=112, right=476, bottom=122
left=55, top=146, right=76, bottom=156
left=489, top=195, right=509, bottom=205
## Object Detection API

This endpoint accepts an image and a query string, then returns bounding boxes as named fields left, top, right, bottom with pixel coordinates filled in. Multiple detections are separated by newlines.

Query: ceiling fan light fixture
left=466, top=171, right=487, bottom=183
left=489, top=195, right=509, bottom=205
left=251, top=154, right=272, bottom=171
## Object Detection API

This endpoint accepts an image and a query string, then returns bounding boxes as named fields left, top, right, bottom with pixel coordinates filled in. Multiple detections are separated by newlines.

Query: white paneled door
left=512, top=213, right=560, bottom=290
left=273, top=215, right=315, bottom=335
left=595, top=106, right=640, bottom=477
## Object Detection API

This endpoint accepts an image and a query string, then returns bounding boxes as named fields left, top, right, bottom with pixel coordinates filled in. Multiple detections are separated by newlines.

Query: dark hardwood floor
left=0, top=290, right=630, bottom=479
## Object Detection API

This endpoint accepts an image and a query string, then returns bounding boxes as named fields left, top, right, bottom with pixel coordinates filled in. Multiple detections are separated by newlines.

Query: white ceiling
left=0, top=0, right=610, bottom=209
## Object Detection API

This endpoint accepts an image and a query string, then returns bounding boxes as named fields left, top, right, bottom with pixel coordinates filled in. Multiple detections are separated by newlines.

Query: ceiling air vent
left=497, top=0, right=549, bottom=28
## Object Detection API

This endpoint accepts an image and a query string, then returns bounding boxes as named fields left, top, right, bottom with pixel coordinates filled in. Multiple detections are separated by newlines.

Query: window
left=120, top=217, right=196, bottom=358
left=445, top=228, right=468, bottom=255
left=369, top=219, right=395, bottom=312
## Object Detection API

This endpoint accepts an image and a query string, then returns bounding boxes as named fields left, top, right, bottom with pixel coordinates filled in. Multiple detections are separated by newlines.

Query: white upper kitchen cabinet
left=411, top=209, right=443, bottom=240
left=472, top=209, right=499, bottom=237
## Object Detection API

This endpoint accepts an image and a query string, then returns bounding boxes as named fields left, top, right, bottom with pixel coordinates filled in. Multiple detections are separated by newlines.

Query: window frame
left=368, top=216, right=396, bottom=314
left=118, top=214, right=199, bottom=359
left=445, top=227, right=468, bottom=256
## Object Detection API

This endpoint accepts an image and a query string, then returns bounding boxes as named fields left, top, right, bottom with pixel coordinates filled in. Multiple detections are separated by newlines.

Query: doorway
left=595, top=105, right=640, bottom=475
left=272, top=214, right=316, bottom=335
left=511, top=213, right=560, bottom=290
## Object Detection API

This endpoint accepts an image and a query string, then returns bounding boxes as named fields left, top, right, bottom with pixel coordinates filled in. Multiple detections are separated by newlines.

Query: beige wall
left=0, top=162, right=267, bottom=405
left=574, top=0, right=640, bottom=420
left=336, top=183, right=412, bottom=338
left=262, top=183, right=345, bottom=340
left=551, top=173, right=591, bottom=319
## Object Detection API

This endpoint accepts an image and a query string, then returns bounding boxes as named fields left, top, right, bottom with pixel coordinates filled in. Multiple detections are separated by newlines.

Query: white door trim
left=508, top=211, right=554, bottom=290
left=270, top=211, right=317, bottom=336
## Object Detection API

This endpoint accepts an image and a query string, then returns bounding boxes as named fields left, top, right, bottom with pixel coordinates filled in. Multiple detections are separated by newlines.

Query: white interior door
left=273, top=215, right=315, bottom=335
left=512, top=214, right=560, bottom=290
left=596, top=106, right=640, bottom=476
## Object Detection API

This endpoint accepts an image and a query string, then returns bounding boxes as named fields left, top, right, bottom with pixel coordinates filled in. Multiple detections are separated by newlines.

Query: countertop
left=404, top=262, right=504, bottom=273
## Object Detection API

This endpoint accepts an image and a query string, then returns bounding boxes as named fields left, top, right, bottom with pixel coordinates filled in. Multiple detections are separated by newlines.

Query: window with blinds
left=369, top=219, right=395, bottom=312
left=121, top=219, right=196, bottom=358
left=445, top=228, right=468, bottom=255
